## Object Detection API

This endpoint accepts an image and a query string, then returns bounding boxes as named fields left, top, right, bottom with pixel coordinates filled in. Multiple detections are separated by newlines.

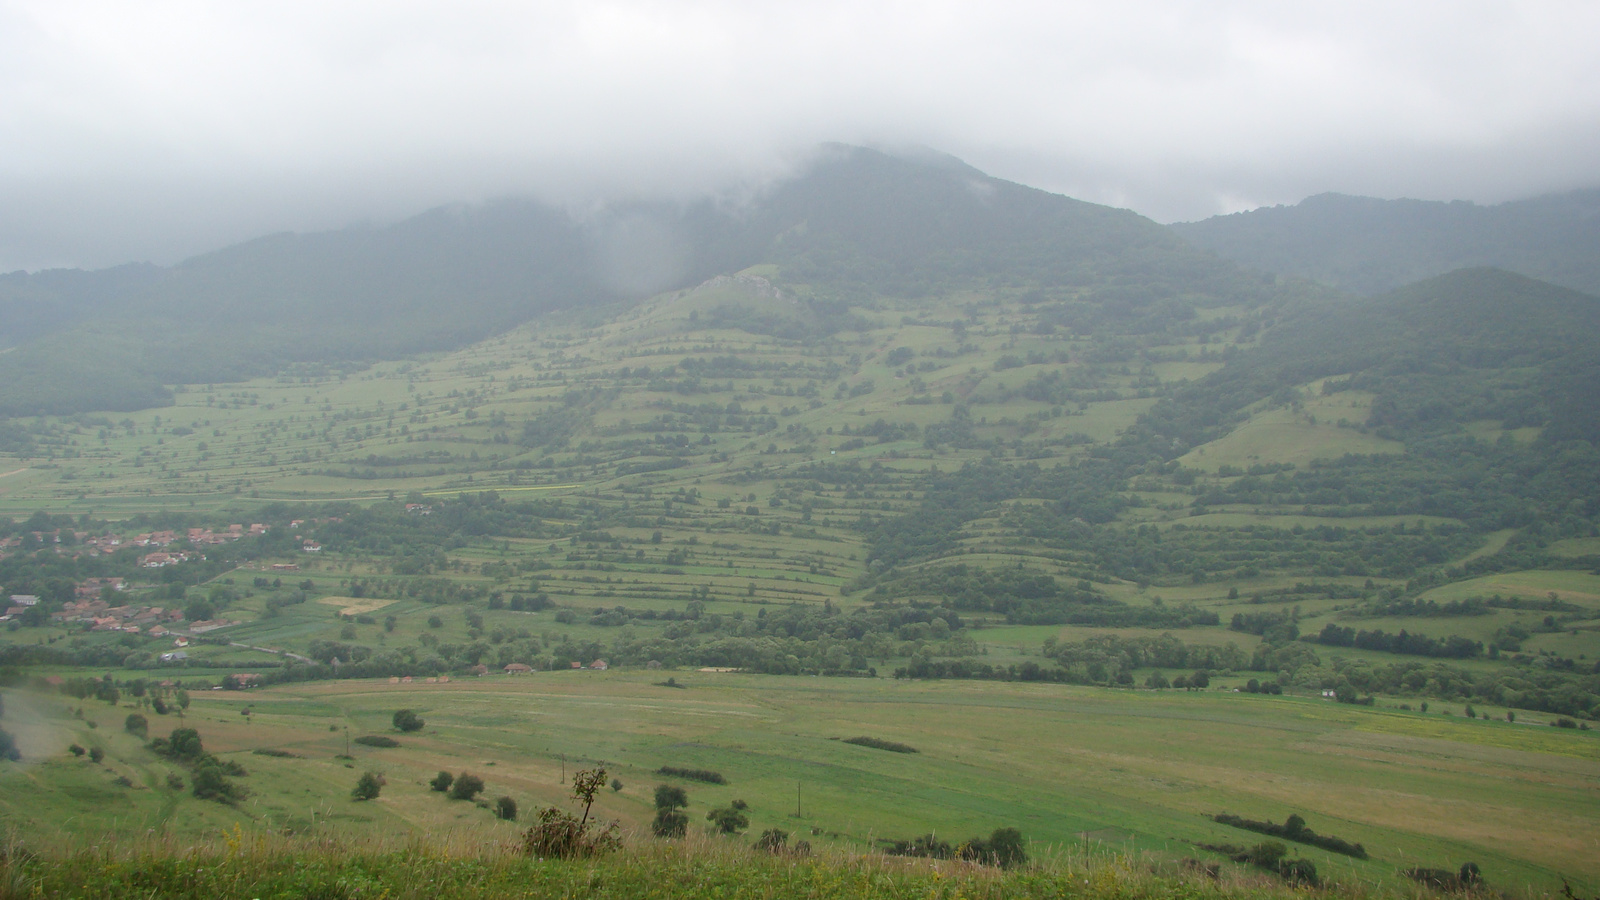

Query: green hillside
left=0, top=146, right=1281, bottom=418
left=1172, top=188, right=1600, bottom=296
left=1, top=161, right=1598, bottom=890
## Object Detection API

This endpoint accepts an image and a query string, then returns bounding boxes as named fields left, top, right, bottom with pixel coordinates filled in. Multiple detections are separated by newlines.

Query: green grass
left=1176, top=390, right=1403, bottom=473
left=1418, top=571, right=1600, bottom=610
left=4, top=673, right=1597, bottom=891
left=0, top=835, right=1416, bottom=900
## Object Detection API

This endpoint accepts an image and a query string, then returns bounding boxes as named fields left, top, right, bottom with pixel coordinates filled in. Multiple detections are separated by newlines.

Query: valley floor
left=3, top=672, right=1596, bottom=893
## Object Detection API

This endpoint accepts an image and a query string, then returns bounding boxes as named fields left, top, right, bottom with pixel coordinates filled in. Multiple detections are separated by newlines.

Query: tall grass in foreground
left=0, top=829, right=1500, bottom=900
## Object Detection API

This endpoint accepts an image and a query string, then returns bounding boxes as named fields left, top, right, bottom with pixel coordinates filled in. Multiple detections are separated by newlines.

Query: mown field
left=3, top=671, right=1597, bottom=893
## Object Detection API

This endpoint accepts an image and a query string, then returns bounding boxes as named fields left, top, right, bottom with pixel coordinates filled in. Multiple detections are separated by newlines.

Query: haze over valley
left=1, top=4, right=1598, bottom=898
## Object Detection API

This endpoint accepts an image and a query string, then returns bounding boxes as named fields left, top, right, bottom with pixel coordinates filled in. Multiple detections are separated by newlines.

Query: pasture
left=4, top=672, right=1597, bottom=892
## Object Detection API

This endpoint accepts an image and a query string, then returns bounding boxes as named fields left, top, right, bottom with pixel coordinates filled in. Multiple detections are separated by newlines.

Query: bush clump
left=192, top=763, right=247, bottom=804
left=652, top=784, right=690, bottom=839
left=1406, top=863, right=1483, bottom=892
left=883, top=834, right=953, bottom=859
left=707, top=805, right=749, bottom=835
left=884, top=828, right=1027, bottom=868
left=450, top=773, right=485, bottom=801
left=1213, top=812, right=1366, bottom=858
left=521, top=768, right=620, bottom=858
left=1203, top=841, right=1320, bottom=886
left=149, top=728, right=247, bottom=804
left=842, top=736, right=917, bottom=753
left=430, top=771, right=454, bottom=792
left=960, top=827, right=1027, bottom=868
left=352, top=771, right=383, bottom=801
left=656, top=766, right=725, bottom=784
left=392, top=709, right=425, bottom=732
left=353, top=735, right=400, bottom=748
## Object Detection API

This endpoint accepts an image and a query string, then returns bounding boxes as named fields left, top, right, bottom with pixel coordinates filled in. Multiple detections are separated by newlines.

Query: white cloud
left=2, top=0, right=1598, bottom=269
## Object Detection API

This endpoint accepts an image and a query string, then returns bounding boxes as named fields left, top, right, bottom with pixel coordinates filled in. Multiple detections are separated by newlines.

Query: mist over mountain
left=0, top=146, right=1276, bottom=417
left=1171, top=189, right=1600, bottom=297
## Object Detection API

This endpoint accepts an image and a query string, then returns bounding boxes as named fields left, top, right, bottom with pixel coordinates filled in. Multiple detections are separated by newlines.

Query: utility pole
left=560, top=753, right=566, bottom=784
left=796, top=780, right=801, bottom=818
left=344, top=726, right=349, bottom=757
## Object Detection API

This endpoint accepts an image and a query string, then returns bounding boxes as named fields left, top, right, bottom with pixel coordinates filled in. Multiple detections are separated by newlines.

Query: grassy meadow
left=4, top=671, right=1597, bottom=892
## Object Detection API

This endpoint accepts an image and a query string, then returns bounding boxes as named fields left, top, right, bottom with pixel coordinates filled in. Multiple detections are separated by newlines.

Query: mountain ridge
left=1171, top=188, right=1600, bottom=296
left=0, top=146, right=1283, bottom=417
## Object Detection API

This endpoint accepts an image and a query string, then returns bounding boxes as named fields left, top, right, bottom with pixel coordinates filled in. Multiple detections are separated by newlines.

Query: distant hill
left=1133, top=267, right=1600, bottom=455
left=1171, top=189, right=1600, bottom=296
left=0, top=145, right=1281, bottom=417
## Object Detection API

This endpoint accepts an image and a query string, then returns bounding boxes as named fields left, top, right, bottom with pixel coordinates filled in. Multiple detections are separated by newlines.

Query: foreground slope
left=3, top=673, right=1596, bottom=890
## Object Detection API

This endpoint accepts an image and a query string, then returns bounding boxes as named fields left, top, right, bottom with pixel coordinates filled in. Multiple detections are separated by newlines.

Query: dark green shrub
left=392, top=709, right=425, bottom=732
left=495, top=796, right=518, bottom=820
left=124, top=714, right=148, bottom=739
left=884, top=834, right=953, bottom=859
left=450, top=773, right=485, bottom=800
left=754, top=829, right=789, bottom=853
left=1278, top=858, right=1319, bottom=886
left=651, top=808, right=688, bottom=838
left=1249, top=841, right=1286, bottom=868
left=842, top=736, right=917, bottom=753
left=656, top=766, right=725, bottom=784
left=430, top=771, right=454, bottom=792
left=352, top=771, right=383, bottom=801
left=707, top=806, right=749, bottom=835
left=152, top=728, right=204, bottom=761
left=654, top=784, right=688, bottom=810
left=1212, top=812, right=1367, bottom=858
left=961, top=827, right=1027, bottom=868
left=192, top=763, right=246, bottom=804
left=354, top=735, right=400, bottom=748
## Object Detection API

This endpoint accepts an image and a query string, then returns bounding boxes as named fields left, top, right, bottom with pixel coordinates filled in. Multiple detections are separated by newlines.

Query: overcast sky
left=3, top=0, right=1599, bottom=272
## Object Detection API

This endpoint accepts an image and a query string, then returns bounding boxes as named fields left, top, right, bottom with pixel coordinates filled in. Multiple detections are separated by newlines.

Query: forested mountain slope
left=1171, top=188, right=1600, bottom=296
left=0, top=146, right=1282, bottom=417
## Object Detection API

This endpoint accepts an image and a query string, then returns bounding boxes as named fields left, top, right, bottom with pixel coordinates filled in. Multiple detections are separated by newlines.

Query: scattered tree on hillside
left=392, top=709, right=425, bottom=732
left=521, top=768, right=620, bottom=858
left=192, top=763, right=246, bottom=804
left=707, top=805, right=749, bottom=835
left=352, top=771, right=383, bottom=801
left=430, top=770, right=454, bottom=792
left=754, top=829, right=789, bottom=853
left=961, top=827, right=1027, bottom=868
left=652, top=783, right=690, bottom=838
left=450, top=773, right=485, bottom=801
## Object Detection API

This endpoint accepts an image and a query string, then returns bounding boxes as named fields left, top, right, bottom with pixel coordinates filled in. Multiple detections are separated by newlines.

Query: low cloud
left=3, top=0, right=1598, bottom=269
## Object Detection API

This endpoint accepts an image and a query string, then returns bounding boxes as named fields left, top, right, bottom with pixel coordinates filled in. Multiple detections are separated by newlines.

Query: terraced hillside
left=1, top=153, right=1597, bottom=892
